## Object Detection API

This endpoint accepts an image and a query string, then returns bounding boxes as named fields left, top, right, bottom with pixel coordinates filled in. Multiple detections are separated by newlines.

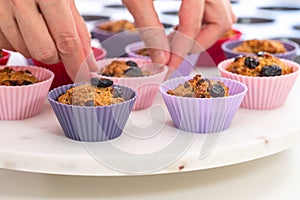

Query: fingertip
left=150, top=50, right=170, bottom=65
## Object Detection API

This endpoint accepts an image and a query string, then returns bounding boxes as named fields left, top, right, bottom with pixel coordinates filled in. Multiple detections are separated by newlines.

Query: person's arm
left=0, top=0, right=95, bottom=81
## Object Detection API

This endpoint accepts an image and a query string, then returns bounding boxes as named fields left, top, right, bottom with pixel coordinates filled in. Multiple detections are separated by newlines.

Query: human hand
left=0, top=0, right=97, bottom=81
left=122, top=0, right=236, bottom=77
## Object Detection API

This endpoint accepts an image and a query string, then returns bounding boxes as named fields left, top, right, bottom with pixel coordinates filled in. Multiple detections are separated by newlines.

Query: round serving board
left=0, top=67, right=299, bottom=176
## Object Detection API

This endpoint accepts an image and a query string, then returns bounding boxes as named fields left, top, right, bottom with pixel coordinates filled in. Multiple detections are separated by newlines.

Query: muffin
left=48, top=78, right=136, bottom=142
left=32, top=47, right=107, bottom=89
left=159, top=74, right=247, bottom=133
left=226, top=52, right=293, bottom=77
left=222, top=39, right=298, bottom=60
left=0, top=67, right=39, bottom=86
left=218, top=53, right=300, bottom=109
left=57, top=78, right=125, bottom=106
left=99, top=59, right=150, bottom=78
left=91, top=20, right=141, bottom=58
left=91, top=57, right=168, bottom=110
left=0, top=49, right=11, bottom=65
left=125, top=41, right=197, bottom=79
left=97, top=19, right=136, bottom=33
left=166, top=74, right=229, bottom=98
left=196, top=29, right=242, bottom=66
left=233, top=39, right=287, bottom=54
left=0, top=66, right=54, bottom=120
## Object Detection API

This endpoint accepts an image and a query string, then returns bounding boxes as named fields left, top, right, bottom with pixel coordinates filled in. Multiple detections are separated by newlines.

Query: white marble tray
left=1, top=67, right=300, bottom=176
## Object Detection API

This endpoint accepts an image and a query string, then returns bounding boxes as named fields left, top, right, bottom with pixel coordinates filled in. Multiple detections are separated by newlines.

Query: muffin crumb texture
left=167, top=74, right=229, bottom=98
left=57, top=78, right=125, bottom=106
left=100, top=60, right=150, bottom=77
left=233, top=39, right=287, bottom=54
left=0, top=67, right=39, bottom=86
left=98, top=20, right=136, bottom=32
left=226, top=53, right=293, bottom=77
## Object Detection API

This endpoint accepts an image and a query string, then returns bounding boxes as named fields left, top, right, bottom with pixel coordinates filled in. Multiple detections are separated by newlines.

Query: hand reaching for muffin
left=122, top=0, right=237, bottom=77
left=0, top=0, right=97, bottom=81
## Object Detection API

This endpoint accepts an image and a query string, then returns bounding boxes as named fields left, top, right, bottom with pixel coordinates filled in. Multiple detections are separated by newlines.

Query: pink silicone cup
left=0, top=66, right=54, bottom=120
left=218, top=58, right=300, bottom=110
left=159, top=76, right=247, bottom=133
left=91, top=57, right=168, bottom=110
left=125, top=41, right=196, bottom=79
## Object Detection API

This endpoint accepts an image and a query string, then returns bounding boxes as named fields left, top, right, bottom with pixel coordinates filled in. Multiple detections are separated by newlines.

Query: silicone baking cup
left=218, top=58, right=300, bottom=110
left=221, top=39, right=299, bottom=61
left=32, top=47, right=107, bottom=89
left=159, top=76, right=247, bottom=133
left=0, top=66, right=54, bottom=120
left=0, top=50, right=11, bottom=65
left=125, top=41, right=197, bottom=79
left=91, top=57, right=168, bottom=110
left=48, top=83, right=136, bottom=142
left=91, top=20, right=141, bottom=58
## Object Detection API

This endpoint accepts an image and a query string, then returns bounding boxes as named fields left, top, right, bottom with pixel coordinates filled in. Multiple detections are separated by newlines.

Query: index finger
left=167, top=0, right=204, bottom=70
left=38, top=0, right=86, bottom=81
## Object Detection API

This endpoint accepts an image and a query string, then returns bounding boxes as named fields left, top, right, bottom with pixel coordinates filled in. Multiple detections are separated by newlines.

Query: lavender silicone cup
left=159, top=76, right=247, bottom=133
left=91, top=20, right=141, bottom=58
left=221, top=39, right=299, bottom=61
left=48, top=83, right=136, bottom=142
left=125, top=41, right=197, bottom=79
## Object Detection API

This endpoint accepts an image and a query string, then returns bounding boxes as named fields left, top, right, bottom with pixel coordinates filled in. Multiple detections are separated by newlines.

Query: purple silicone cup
left=91, top=20, right=141, bottom=58
left=221, top=39, right=299, bottom=60
left=159, top=76, right=247, bottom=133
left=48, top=83, right=136, bottom=142
left=125, top=41, right=196, bottom=79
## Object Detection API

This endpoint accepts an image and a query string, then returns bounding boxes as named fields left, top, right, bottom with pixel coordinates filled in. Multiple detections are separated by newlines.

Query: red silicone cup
left=31, top=47, right=107, bottom=90
left=0, top=50, right=11, bottom=65
left=196, top=29, right=242, bottom=67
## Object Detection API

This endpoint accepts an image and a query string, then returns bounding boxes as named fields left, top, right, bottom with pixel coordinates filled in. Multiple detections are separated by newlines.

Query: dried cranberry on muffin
left=167, top=74, right=229, bottom=98
left=57, top=78, right=125, bottom=106
left=0, top=67, right=39, bottom=86
left=98, top=19, right=136, bottom=33
left=100, top=60, right=150, bottom=78
left=233, top=39, right=287, bottom=54
left=226, top=52, right=293, bottom=77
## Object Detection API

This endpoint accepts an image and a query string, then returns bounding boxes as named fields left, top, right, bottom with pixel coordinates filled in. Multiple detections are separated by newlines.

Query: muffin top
left=220, top=29, right=239, bottom=39
left=98, top=20, right=136, bottom=33
left=100, top=60, right=150, bottom=78
left=226, top=52, right=293, bottom=77
left=0, top=67, right=39, bottom=86
left=233, top=39, right=287, bottom=54
left=136, top=48, right=150, bottom=56
left=167, top=74, right=229, bottom=98
left=57, top=78, right=125, bottom=106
